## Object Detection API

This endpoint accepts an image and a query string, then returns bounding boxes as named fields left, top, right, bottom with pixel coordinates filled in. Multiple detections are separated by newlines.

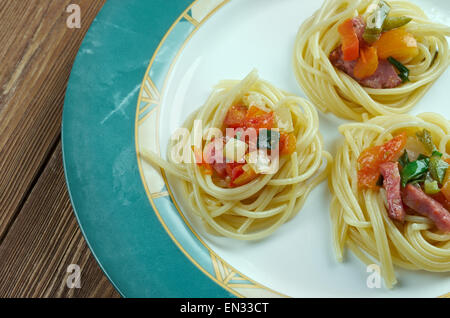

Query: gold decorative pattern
left=209, top=252, right=282, bottom=295
left=183, top=12, right=200, bottom=27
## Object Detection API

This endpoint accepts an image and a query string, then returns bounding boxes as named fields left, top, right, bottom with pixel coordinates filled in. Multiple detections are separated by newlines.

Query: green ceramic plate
left=63, top=0, right=450, bottom=298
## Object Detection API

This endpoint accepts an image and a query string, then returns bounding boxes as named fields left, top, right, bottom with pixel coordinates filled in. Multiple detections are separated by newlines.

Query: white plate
left=144, top=0, right=450, bottom=297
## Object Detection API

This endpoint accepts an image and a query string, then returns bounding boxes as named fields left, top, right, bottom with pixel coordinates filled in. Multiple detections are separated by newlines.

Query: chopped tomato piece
left=338, top=18, right=360, bottom=61
left=245, top=106, right=267, bottom=118
left=192, top=146, right=203, bottom=164
left=224, top=104, right=248, bottom=128
left=203, top=163, right=213, bottom=175
left=231, top=165, right=258, bottom=187
left=358, top=132, right=407, bottom=189
left=223, top=162, right=258, bottom=187
left=279, top=133, right=297, bottom=156
left=244, top=106, right=275, bottom=131
left=231, top=164, right=245, bottom=181
left=225, top=162, right=243, bottom=179
left=373, top=28, right=419, bottom=62
left=193, top=146, right=213, bottom=175
left=354, top=46, right=379, bottom=79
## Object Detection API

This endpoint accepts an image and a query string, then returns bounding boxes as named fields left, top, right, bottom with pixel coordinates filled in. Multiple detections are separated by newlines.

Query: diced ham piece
left=329, top=47, right=403, bottom=89
left=402, top=184, right=450, bottom=233
left=379, top=162, right=405, bottom=222
left=360, top=60, right=403, bottom=89
left=351, top=16, right=366, bottom=43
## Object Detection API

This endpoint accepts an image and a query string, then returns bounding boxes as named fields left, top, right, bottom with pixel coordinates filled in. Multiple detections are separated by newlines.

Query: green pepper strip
left=382, top=16, right=412, bottom=31
left=363, top=0, right=391, bottom=43
left=424, top=176, right=440, bottom=195
left=430, top=151, right=449, bottom=185
left=416, top=129, right=438, bottom=153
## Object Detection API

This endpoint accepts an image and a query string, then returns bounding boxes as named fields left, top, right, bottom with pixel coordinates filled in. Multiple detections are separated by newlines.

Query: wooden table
left=0, top=0, right=120, bottom=298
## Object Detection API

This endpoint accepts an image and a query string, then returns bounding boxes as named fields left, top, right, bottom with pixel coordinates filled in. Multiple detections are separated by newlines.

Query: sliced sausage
left=379, top=162, right=405, bottom=222
left=402, top=184, right=450, bottom=233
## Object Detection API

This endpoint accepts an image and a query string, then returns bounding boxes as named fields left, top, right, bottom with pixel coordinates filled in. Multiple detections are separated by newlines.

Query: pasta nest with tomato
left=330, top=112, right=450, bottom=288
left=293, top=0, right=450, bottom=121
left=142, top=70, right=332, bottom=240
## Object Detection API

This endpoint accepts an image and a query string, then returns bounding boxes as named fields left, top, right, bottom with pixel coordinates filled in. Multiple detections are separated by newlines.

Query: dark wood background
left=0, top=0, right=120, bottom=298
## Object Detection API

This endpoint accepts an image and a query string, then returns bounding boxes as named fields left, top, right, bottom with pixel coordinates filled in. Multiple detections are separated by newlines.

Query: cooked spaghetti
left=142, top=70, right=332, bottom=240
left=293, top=0, right=450, bottom=121
left=330, top=112, right=450, bottom=288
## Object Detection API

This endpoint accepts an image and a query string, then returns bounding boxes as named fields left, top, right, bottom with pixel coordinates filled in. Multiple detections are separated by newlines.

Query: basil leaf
left=400, top=158, right=430, bottom=187
left=258, top=129, right=280, bottom=150
left=417, top=154, right=430, bottom=161
left=398, top=151, right=410, bottom=168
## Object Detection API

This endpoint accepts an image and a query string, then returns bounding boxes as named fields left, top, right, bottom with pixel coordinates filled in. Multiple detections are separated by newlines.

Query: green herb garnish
left=257, top=129, right=280, bottom=150
left=398, top=150, right=410, bottom=168
left=387, top=57, right=410, bottom=83
left=400, top=157, right=430, bottom=187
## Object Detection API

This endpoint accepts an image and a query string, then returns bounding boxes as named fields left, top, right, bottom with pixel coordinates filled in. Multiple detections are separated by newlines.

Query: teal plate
left=62, top=0, right=235, bottom=298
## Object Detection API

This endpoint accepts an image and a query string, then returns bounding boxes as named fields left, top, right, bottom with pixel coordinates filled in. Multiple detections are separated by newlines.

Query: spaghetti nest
left=293, top=0, right=450, bottom=121
left=142, top=70, right=332, bottom=240
left=330, top=113, right=450, bottom=288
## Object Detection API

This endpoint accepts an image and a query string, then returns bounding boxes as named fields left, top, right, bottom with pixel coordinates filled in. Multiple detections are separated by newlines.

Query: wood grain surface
left=0, top=0, right=120, bottom=298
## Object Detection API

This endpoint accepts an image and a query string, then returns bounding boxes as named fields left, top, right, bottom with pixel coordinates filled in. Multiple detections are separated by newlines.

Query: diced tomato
left=358, top=132, right=407, bottom=189
left=245, top=106, right=267, bottom=118
left=225, top=162, right=242, bottom=179
left=354, top=46, right=379, bottom=79
left=193, top=146, right=203, bottom=164
left=231, top=165, right=258, bottom=187
left=279, top=133, right=297, bottom=156
left=338, top=18, right=360, bottom=61
left=379, top=132, right=408, bottom=162
left=202, top=163, right=213, bottom=175
left=224, top=104, right=248, bottom=128
left=192, top=146, right=213, bottom=175
left=222, top=162, right=259, bottom=187
left=244, top=106, right=275, bottom=131
left=231, top=164, right=245, bottom=181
